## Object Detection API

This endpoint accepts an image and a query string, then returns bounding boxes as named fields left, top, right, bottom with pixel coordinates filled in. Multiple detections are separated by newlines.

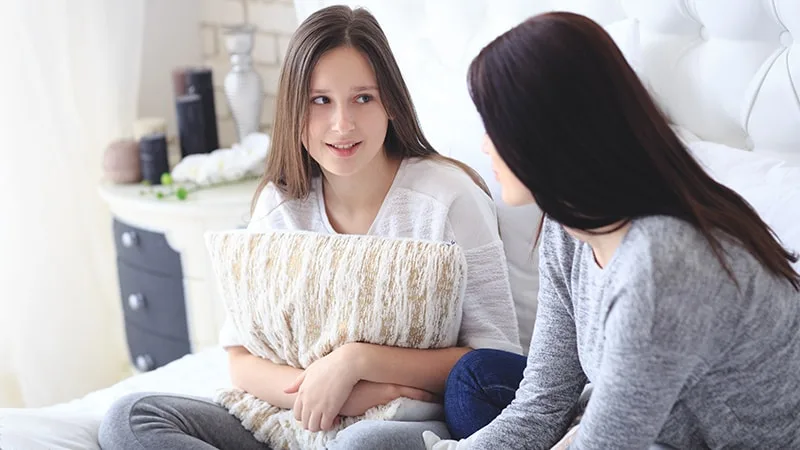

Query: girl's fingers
left=293, top=396, right=303, bottom=422
left=307, top=410, right=322, bottom=432
left=320, top=412, right=336, bottom=431
left=284, top=372, right=305, bottom=394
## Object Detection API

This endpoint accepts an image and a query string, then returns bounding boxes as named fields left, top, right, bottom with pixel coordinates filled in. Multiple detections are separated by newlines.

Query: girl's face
left=303, top=46, right=390, bottom=178
left=482, top=134, right=534, bottom=206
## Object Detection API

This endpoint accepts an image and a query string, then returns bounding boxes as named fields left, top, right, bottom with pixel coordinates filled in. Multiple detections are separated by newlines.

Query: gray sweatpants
left=97, top=392, right=450, bottom=450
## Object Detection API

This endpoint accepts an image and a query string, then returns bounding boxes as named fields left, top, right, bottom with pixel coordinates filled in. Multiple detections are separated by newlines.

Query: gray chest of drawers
left=99, top=180, right=257, bottom=372
left=113, top=219, right=191, bottom=371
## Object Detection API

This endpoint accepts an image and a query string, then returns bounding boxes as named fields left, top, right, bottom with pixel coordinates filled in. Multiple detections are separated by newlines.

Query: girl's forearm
left=346, top=343, right=471, bottom=394
left=227, top=346, right=301, bottom=409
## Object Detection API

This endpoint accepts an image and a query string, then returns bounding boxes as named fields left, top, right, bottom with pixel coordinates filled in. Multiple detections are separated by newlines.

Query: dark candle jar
left=139, top=132, right=170, bottom=185
left=185, top=67, right=219, bottom=153
left=176, top=93, right=208, bottom=158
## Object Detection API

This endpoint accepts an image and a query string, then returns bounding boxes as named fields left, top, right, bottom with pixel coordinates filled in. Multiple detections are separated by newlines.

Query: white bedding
left=0, top=347, right=230, bottom=450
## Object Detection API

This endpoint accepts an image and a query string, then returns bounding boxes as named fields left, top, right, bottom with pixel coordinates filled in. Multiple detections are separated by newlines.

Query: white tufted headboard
left=295, top=0, right=800, bottom=186
left=292, top=0, right=800, bottom=350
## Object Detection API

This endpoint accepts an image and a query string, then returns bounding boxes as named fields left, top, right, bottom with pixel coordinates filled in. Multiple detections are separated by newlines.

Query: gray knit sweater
left=466, top=215, right=800, bottom=449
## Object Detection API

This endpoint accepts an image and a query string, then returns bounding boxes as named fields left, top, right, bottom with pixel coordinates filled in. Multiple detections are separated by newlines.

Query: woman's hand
left=284, top=345, right=360, bottom=432
left=339, top=381, right=438, bottom=417
left=550, top=424, right=579, bottom=449
left=422, top=431, right=469, bottom=449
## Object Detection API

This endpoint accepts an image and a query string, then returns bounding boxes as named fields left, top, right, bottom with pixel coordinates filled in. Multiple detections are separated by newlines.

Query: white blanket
left=0, top=347, right=230, bottom=450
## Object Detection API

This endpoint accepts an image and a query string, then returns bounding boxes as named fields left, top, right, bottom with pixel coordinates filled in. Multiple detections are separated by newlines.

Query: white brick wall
left=200, top=0, right=298, bottom=147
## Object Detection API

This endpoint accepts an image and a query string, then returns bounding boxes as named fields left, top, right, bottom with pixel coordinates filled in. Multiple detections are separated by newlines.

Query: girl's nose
left=332, top=105, right=355, bottom=133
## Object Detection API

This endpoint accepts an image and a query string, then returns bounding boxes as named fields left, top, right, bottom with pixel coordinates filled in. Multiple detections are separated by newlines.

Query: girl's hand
left=284, top=345, right=360, bottom=432
left=339, top=381, right=438, bottom=417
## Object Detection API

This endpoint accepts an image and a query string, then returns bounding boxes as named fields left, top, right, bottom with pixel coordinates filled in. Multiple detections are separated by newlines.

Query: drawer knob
left=127, top=293, right=146, bottom=311
left=135, top=354, right=154, bottom=372
left=121, top=231, right=138, bottom=248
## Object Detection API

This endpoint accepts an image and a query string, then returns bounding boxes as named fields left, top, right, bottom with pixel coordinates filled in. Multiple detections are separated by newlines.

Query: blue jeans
left=443, top=348, right=527, bottom=439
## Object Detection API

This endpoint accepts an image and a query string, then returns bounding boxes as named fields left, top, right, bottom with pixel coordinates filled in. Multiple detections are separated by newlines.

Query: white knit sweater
left=219, top=157, right=522, bottom=353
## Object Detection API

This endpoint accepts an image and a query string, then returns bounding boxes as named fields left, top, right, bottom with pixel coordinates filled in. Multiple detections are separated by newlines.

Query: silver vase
left=222, top=24, right=264, bottom=144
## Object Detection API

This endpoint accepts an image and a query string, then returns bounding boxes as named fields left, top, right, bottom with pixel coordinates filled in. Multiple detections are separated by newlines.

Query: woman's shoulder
left=614, top=215, right=763, bottom=293
left=539, top=216, right=582, bottom=276
left=624, top=215, right=716, bottom=266
left=397, top=156, right=492, bottom=208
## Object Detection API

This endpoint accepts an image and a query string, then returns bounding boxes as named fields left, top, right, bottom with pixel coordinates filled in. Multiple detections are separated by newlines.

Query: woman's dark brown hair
left=468, top=11, right=799, bottom=290
left=253, top=5, right=488, bottom=209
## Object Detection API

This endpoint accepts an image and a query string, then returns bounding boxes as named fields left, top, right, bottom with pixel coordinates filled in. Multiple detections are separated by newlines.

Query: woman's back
left=538, top=215, right=800, bottom=448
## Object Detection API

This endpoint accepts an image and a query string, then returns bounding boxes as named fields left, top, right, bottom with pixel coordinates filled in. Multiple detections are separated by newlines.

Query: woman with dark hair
left=425, top=11, right=800, bottom=450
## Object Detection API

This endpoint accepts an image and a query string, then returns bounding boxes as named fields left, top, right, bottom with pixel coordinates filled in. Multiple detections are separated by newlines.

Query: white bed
left=2, top=0, right=799, bottom=448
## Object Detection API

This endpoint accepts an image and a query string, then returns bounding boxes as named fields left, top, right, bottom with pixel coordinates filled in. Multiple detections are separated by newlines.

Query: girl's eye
left=355, top=94, right=372, bottom=104
left=311, top=96, right=329, bottom=105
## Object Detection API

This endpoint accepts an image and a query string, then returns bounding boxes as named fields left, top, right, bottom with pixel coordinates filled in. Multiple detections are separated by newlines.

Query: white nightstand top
left=99, top=179, right=260, bottom=230
left=99, top=179, right=260, bottom=211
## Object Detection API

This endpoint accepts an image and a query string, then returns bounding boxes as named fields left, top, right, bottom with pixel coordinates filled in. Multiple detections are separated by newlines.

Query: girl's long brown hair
left=468, top=12, right=799, bottom=290
left=252, top=5, right=488, bottom=212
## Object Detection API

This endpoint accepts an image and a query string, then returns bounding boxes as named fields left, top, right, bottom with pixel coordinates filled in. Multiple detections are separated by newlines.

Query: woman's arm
left=462, top=218, right=589, bottom=449
left=465, top=278, right=588, bottom=449
left=347, top=344, right=471, bottom=395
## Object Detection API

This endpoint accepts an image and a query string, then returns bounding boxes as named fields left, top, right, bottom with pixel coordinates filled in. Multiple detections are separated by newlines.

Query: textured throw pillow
left=205, top=230, right=467, bottom=450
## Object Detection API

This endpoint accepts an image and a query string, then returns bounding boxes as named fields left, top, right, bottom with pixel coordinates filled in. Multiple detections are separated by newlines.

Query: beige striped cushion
left=205, top=230, right=467, bottom=450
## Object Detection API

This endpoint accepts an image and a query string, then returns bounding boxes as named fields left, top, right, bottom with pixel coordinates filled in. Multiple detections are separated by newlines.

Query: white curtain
left=0, top=0, right=145, bottom=407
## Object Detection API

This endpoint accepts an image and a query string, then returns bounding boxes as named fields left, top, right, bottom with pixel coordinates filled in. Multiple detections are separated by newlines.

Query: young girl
left=426, top=12, right=800, bottom=450
left=98, top=5, right=521, bottom=450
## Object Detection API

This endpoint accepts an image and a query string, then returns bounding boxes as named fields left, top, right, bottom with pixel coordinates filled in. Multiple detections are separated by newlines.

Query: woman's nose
left=481, top=134, right=491, bottom=155
left=332, top=105, right=355, bottom=133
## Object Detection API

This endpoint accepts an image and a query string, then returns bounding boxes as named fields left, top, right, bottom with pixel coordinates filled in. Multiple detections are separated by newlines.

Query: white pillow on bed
left=0, top=409, right=101, bottom=450
left=604, top=17, right=641, bottom=72
left=684, top=137, right=800, bottom=268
